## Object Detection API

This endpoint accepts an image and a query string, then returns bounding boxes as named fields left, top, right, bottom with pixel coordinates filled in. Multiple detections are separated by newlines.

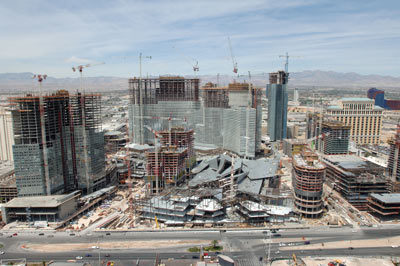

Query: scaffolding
left=9, top=91, right=105, bottom=196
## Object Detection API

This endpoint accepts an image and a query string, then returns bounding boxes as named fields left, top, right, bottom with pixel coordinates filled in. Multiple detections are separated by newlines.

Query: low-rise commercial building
left=1, top=191, right=80, bottom=224
left=367, top=193, right=400, bottom=218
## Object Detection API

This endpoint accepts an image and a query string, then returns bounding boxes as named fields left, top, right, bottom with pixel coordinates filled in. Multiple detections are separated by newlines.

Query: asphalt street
left=0, top=225, right=399, bottom=264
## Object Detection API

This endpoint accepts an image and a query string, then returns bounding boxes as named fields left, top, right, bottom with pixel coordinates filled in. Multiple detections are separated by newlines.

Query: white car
left=91, top=246, right=99, bottom=249
left=75, top=256, right=83, bottom=260
left=392, top=245, right=399, bottom=248
left=0, top=251, right=4, bottom=255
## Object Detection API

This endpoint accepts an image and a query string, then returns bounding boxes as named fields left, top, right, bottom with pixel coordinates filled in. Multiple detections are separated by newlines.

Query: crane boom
left=72, top=62, right=105, bottom=72
left=172, top=46, right=199, bottom=74
left=228, top=37, right=238, bottom=74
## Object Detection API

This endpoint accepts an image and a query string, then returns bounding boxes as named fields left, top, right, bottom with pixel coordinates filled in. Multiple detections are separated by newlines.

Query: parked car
left=76, top=256, right=83, bottom=260
left=38, top=233, right=44, bottom=236
left=86, top=254, right=92, bottom=257
left=12, top=233, right=18, bottom=236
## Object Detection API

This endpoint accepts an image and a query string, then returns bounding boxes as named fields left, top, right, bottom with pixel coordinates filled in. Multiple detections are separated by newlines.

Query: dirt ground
left=280, top=235, right=400, bottom=251
left=272, top=257, right=395, bottom=266
left=22, top=240, right=210, bottom=252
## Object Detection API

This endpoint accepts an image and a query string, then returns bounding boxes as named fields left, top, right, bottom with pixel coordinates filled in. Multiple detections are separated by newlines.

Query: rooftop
left=4, top=192, right=79, bottom=208
left=370, top=193, right=400, bottom=204
left=341, top=97, right=374, bottom=102
left=195, top=198, right=223, bottom=212
left=189, top=155, right=279, bottom=194
left=323, top=155, right=385, bottom=180
left=293, top=154, right=325, bottom=169
left=0, top=161, right=14, bottom=179
left=324, top=155, right=373, bottom=170
left=125, top=143, right=152, bottom=151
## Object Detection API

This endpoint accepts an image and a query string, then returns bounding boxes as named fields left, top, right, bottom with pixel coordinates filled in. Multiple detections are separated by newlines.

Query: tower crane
left=228, top=37, right=238, bottom=74
left=72, top=62, right=105, bottom=91
left=172, top=46, right=199, bottom=75
left=278, top=52, right=301, bottom=83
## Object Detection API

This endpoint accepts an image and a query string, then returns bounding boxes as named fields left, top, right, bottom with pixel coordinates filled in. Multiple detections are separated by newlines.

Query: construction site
left=129, top=76, right=262, bottom=158
left=84, top=151, right=295, bottom=230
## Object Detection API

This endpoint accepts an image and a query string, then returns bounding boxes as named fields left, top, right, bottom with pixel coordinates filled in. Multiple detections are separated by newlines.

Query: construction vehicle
left=328, top=259, right=346, bottom=266
left=292, top=253, right=298, bottom=266
left=155, top=215, right=160, bottom=229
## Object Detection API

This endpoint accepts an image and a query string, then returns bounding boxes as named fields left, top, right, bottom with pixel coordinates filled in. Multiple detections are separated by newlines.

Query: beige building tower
left=326, top=98, right=383, bottom=145
left=0, top=107, right=14, bottom=161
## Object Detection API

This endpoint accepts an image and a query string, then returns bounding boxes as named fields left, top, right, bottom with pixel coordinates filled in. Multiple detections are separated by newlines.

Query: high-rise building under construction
left=292, top=149, right=325, bottom=218
left=267, top=71, right=288, bottom=142
left=388, top=124, right=400, bottom=183
left=128, top=76, right=261, bottom=158
left=9, top=90, right=106, bottom=197
left=307, top=113, right=350, bottom=155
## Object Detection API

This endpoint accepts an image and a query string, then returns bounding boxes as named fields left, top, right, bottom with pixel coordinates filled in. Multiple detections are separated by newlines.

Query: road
left=0, top=225, right=399, bottom=265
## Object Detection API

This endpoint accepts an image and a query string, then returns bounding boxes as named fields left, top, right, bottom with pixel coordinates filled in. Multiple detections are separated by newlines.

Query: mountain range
left=0, top=70, right=399, bottom=93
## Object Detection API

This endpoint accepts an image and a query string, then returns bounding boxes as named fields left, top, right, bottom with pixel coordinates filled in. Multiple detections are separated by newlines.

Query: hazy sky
left=1, top=0, right=399, bottom=77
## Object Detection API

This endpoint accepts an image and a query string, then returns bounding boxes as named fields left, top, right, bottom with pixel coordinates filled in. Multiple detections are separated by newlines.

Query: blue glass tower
left=267, top=71, right=288, bottom=141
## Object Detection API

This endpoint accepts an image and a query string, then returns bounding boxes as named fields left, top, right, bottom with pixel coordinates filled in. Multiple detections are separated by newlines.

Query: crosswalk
left=220, top=231, right=264, bottom=266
